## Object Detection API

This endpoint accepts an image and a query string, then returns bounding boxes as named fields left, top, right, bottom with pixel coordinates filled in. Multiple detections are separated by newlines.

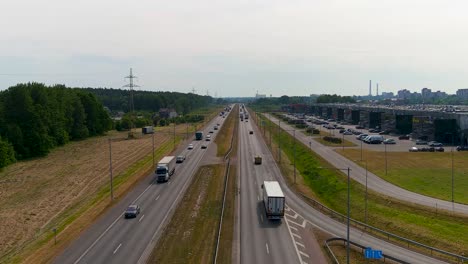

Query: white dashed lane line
left=113, top=243, right=122, bottom=254
left=138, top=214, right=145, bottom=223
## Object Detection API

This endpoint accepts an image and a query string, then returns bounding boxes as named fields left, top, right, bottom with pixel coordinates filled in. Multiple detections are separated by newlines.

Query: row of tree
left=84, top=88, right=215, bottom=114
left=315, top=94, right=356, bottom=103
left=0, top=83, right=113, bottom=167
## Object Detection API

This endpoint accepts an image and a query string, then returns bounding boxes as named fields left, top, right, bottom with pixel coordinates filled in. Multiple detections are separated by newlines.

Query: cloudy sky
left=1, top=0, right=467, bottom=97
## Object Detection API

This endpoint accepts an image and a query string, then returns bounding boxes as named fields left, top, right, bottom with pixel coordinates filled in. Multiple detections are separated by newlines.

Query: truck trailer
left=195, top=131, right=203, bottom=140
left=156, top=156, right=176, bottom=182
left=142, top=126, right=154, bottom=134
left=261, top=181, right=285, bottom=220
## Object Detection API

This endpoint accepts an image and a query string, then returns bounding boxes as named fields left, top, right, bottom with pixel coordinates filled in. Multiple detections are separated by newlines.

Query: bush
left=323, top=136, right=342, bottom=144
left=295, top=124, right=307, bottom=129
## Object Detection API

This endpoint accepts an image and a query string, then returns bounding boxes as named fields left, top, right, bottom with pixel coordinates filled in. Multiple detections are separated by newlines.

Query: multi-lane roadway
left=53, top=113, right=230, bottom=264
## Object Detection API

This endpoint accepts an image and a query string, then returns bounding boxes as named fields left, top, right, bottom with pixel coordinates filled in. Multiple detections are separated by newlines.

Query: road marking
left=288, top=219, right=307, bottom=228
left=296, top=241, right=305, bottom=248
left=299, top=251, right=310, bottom=258
left=139, top=214, right=145, bottom=223
left=292, top=233, right=301, bottom=239
left=265, top=243, right=269, bottom=254
left=74, top=183, right=155, bottom=264
left=155, top=195, right=160, bottom=201
left=260, top=214, right=264, bottom=223
left=113, top=243, right=122, bottom=254
left=168, top=181, right=172, bottom=185
left=289, top=225, right=298, bottom=231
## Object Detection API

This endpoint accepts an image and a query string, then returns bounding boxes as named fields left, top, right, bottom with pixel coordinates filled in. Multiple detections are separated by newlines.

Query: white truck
left=156, top=156, right=176, bottom=182
left=261, top=181, right=285, bottom=220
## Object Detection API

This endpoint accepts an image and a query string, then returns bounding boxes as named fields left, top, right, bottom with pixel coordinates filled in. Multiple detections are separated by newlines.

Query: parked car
left=379, top=130, right=391, bottom=135
left=399, top=135, right=410, bottom=140
left=188, top=144, right=194, bottom=150
left=415, top=139, right=427, bottom=145
left=383, top=138, right=396, bottom=144
left=428, top=141, right=443, bottom=147
left=355, top=125, right=364, bottom=129
left=365, top=135, right=384, bottom=144
left=343, top=130, right=353, bottom=135
left=339, top=129, right=346, bottom=134
left=356, top=134, right=369, bottom=140
left=456, top=145, right=468, bottom=151
left=124, top=205, right=140, bottom=218
left=409, top=147, right=419, bottom=152
left=176, top=155, right=186, bottom=163
left=435, top=147, right=445, bottom=152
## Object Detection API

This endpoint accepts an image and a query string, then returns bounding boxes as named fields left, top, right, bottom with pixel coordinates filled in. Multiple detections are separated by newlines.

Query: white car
left=409, top=147, right=419, bottom=152
left=188, top=144, right=194, bottom=150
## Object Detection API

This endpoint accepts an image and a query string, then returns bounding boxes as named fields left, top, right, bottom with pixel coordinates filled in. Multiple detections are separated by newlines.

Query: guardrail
left=325, top=237, right=410, bottom=264
left=260, top=113, right=467, bottom=264
left=213, top=107, right=237, bottom=264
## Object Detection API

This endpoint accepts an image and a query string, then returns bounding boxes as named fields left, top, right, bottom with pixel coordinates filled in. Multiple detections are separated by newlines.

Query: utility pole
left=108, top=138, right=114, bottom=201
left=123, top=68, right=139, bottom=138
left=293, top=129, right=296, bottom=184
left=152, top=132, right=155, bottom=167
left=173, top=122, right=176, bottom=150
left=278, top=120, right=282, bottom=163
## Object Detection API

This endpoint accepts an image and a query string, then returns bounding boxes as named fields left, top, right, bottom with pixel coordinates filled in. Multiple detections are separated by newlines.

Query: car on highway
left=249, top=130, right=253, bottom=134
left=214, top=126, right=218, bottom=130
left=176, top=155, right=186, bottom=163
left=124, top=205, right=140, bottom=218
left=188, top=144, right=194, bottom=150
left=206, top=135, right=211, bottom=141
left=383, top=138, right=396, bottom=144
left=201, top=144, right=207, bottom=149
left=409, top=147, right=419, bottom=152
left=399, top=135, right=410, bottom=140
left=209, top=130, right=214, bottom=133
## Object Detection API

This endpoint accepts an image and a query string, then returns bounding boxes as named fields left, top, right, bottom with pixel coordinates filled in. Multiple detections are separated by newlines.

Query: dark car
left=435, top=147, right=445, bottom=152
left=398, top=135, right=410, bottom=140
left=176, top=155, right=186, bottom=163
left=415, top=139, right=427, bottom=145
left=456, top=145, right=468, bottom=151
left=125, top=205, right=140, bottom=218
left=355, top=125, right=364, bottom=129
left=249, top=131, right=253, bottom=134
left=379, top=130, right=391, bottom=135
left=201, top=144, right=207, bottom=149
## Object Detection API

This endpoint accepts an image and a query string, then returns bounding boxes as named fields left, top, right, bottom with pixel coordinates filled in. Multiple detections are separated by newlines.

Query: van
left=206, top=135, right=211, bottom=141
left=364, top=135, right=384, bottom=144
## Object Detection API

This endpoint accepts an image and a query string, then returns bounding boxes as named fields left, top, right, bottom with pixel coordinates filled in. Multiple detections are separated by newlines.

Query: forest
left=0, top=83, right=113, bottom=168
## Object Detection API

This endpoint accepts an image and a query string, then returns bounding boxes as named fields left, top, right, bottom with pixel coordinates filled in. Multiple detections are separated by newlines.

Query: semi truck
left=142, top=126, right=154, bottom=134
left=195, top=131, right=203, bottom=140
left=261, top=181, right=285, bottom=220
left=156, top=156, right=176, bottom=182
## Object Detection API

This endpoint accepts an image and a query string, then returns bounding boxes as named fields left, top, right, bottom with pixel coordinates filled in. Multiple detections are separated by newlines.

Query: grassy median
left=255, top=113, right=468, bottom=258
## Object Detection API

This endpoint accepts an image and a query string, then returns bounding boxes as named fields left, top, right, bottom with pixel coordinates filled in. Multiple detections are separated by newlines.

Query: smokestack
left=376, top=83, right=379, bottom=96
left=369, top=80, right=372, bottom=96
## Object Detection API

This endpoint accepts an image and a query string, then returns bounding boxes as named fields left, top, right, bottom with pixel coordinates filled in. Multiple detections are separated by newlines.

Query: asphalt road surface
left=264, top=114, right=468, bottom=216
left=53, top=112, right=230, bottom=264
left=249, top=112, right=448, bottom=264
left=237, top=112, right=326, bottom=264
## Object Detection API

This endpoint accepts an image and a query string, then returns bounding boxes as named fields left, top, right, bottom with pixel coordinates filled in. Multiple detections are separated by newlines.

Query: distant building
left=456, top=89, right=468, bottom=99
left=159, top=108, right=178, bottom=119
left=381, top=92, right=394, bottom=99
left=397, top=89, right=412, bottom=99
left=421, top=87, right=432, bottom=99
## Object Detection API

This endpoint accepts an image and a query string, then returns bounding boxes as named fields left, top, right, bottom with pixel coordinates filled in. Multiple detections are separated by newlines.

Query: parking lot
left=291, top=115, right=455, bottom=152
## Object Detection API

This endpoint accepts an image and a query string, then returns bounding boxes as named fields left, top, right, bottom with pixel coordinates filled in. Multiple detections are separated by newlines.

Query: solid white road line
left=139, top=214, right=145, bottom=223
left=265, top=243, right=270, bottom=254
left=113, top=243, right=122, bottom=254
left=73, top=183, right=155, bottom=264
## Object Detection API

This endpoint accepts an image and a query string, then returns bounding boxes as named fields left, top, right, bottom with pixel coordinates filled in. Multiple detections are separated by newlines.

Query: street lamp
left=108, top=138, right=114, bottom=201
left=384, top=143, right=387, bottom=176
left=318, top=166, right=351, bottom=264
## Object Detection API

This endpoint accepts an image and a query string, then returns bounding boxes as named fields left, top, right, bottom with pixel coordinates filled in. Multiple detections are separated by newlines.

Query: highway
left=53, top=112, right=230, bottom=264
left=263, top=114, right=468, bottom=216
left=237, top=109, right=329, bottom=264
left=245, top=110, right=448, bottom=264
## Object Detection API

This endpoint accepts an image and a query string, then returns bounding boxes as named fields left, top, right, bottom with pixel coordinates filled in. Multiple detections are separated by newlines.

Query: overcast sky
left=1, top=0, right=468, bottom=97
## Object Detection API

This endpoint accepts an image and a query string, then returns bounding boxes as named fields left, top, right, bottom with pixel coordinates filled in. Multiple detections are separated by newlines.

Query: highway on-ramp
left=53, top=113, right=230, bottom=264
left=264, top=114, right=468, bottom=216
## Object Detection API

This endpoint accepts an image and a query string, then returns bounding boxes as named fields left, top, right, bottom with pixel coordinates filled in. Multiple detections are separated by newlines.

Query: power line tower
left=123, top=68, right=139, bottom=138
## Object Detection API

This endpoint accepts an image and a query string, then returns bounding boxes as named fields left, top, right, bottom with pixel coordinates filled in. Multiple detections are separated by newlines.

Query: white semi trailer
left=261, top=181, right=285, bottom=220
left=156, top=156, right=176, bottom=182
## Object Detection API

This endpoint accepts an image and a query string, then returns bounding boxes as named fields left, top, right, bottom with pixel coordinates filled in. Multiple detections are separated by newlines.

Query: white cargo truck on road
left=156, top=156, right=176, bottom=182
left=261, top=181, right=285, bottom=220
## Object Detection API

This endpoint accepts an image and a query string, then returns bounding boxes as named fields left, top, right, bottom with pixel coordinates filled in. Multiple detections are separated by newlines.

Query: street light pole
left=346, top=167, right=350, bottom=264
left=293, top=129, right=296, bottom=184
left=451, top=133, right=454, bottom=206
left=365, top=160, right=368, bottom=225
left=384, top=143, right=388, bottom=176
left=278, top=120, right=282, bottom=163
left=152, top=131, right=155, bottom=167
left=360, top=139, right=363, bottom=161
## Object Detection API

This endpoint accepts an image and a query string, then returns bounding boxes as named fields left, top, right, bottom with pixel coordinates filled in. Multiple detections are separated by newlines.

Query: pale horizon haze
left=1, top=0, right=468, bottom=97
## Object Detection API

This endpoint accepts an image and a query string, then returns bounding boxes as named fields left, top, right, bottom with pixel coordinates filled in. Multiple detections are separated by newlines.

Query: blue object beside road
left=365, top=247, right=383, bottom=259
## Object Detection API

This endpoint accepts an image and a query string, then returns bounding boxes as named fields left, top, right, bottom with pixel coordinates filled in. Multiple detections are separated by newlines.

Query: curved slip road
left=264, top=114, right=468, bottom=216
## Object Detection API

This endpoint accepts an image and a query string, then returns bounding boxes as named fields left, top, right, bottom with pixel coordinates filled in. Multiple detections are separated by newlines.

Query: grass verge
left=256, top=113, right=468, bottom=258
left=215, top=105, right=238, bottom=156
left=337, top=148, right=468, bottom=204
left=147, top=164, right=226, bottom=263
left=315, top=137, right=356, bottom=147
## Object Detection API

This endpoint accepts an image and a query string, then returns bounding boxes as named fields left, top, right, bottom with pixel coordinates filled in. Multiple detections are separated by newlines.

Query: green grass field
left=257, top=114, right=468, bottom=255
left=338, top=149, right=468, bottom=204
